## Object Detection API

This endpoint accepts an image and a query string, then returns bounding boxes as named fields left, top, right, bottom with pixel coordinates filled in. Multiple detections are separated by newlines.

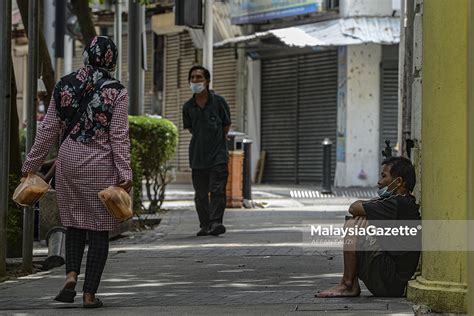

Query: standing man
left=182, top=65, right=232, bottom=236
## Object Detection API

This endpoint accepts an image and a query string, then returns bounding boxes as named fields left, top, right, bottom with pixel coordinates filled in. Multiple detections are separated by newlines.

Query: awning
left=214, top=17, right=400, bottom=48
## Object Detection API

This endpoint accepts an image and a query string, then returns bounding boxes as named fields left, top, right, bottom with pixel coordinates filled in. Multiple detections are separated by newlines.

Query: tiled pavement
left=0, top=187, right=415, bottom=315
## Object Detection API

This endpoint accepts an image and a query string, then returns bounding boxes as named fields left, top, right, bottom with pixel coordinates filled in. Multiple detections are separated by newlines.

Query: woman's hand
left=117, top=179, right=133, bottom=193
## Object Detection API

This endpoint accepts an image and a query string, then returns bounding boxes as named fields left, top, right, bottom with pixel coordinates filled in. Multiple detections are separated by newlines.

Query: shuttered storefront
left=261, top=50, right=338, bottom=184
left=380, top=46, right=399, bottom=159
left=163, top=31, right=237, bottom=172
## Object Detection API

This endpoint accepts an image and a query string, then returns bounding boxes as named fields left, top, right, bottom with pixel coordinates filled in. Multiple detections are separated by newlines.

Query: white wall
left=340, top=0, right=393, bottom=17
left=335, top=44, right=382, bottom=187
left=246, top=58, right=261, bottom=179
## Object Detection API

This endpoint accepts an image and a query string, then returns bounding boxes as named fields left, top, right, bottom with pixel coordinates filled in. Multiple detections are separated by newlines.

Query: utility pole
left=128, top=0, right=143, bottom=115
left=203, top=0, right=213, bottom=87
left=23, top=0, right=39, bottom=273
left=0, top=0, right=12, bottom=278
left=114, top=0, right=123, bottom=81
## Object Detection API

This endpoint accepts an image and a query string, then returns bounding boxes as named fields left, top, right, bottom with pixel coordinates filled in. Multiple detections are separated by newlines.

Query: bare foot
left=83, top=292, right=96, bottom=305
left=64, top=272, right=77, bottom=290
left=315, top=281, right=361, bottom=298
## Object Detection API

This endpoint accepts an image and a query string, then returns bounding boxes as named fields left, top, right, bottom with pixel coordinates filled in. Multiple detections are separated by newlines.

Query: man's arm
left=224, top=124, right=230, bottom=140
left=183, top=104, right=192, bottom=134
left=348, top=200, right=366, bottom=217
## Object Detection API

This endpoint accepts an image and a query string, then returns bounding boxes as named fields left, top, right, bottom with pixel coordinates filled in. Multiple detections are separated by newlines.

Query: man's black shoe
left=209, top=223, right=226, bottom=236
left=196, top=228, right=209, bottom=236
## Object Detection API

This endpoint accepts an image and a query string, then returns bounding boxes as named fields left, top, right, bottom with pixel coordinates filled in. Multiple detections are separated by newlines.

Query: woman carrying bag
left=21, top=36, right=132, bottom=308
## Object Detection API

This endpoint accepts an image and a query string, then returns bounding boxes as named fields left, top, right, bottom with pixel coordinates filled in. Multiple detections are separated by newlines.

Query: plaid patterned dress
left=22, top=88, right=132, bottom=231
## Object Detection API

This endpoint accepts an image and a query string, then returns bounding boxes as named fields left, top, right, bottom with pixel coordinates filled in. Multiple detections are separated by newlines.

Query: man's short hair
left=382, top=156, right=416, bottom=192
left=188, top=65, right=211, bottom=83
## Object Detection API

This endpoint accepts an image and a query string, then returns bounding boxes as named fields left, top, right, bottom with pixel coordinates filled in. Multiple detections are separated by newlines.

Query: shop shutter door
left=261, top=57, right=298, bottom=183
left=261, top=50, right=338, bottom=184
left=213, top=49, right=237, bottom=130
left=297, top=50, right=338, bottom=184
left=380, top=60, right=399, bottom=159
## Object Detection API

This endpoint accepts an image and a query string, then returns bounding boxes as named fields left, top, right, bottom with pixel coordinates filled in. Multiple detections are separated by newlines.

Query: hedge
left=128, top=115, right=178, bottom=213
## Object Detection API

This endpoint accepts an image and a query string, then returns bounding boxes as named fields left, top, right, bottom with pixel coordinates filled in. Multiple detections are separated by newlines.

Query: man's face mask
left=190, top=82, right=205, bottom=94
left=377, top=177, right=400, bottom=198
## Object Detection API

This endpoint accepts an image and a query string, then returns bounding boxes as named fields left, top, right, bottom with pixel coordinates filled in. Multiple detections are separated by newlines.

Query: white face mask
left=190, top=82, right=205, bottom=94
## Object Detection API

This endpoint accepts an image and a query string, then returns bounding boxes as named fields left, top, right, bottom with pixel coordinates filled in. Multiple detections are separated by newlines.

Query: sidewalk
left=0, top=184, right=415, bottom=315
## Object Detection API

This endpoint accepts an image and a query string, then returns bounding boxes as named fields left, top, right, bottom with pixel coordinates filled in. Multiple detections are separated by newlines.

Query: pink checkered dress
left=22, top=89, right=132, bottom=231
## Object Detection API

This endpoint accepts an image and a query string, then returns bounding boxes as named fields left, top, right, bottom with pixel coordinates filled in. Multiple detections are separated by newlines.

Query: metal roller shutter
left=380, top=59, right=399, bottom=160
left=213, top=49, right=237, bottom=130
left=297, top=51, right=337, bottom=184
left=261, top=57, right=298, bottom=183
left=261, top=49, right=338, bottom=184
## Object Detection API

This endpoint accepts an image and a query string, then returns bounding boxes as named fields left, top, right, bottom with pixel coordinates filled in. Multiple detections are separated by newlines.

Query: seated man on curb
left=317, top=156, right=421, bottom=297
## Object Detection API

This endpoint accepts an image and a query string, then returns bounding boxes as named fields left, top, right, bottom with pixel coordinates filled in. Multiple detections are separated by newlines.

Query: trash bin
left=227, top=131, right=246, bottom=151
left=226, top=151, right=243, bottom=208
left=225, top=131, right=243, bottom=208
left=43, top=226, right=66, bottom=270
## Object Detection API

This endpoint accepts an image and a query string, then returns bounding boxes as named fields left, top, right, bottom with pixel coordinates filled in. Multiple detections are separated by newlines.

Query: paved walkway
left=0, top=186, right=415, bottom=315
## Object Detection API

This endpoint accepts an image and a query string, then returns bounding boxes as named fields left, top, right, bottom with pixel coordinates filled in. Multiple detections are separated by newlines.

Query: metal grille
left=261, top=50, right=338, bottom=184
left=380, top=59, right=399, bottom=160
left=296, top=51, right=337, bottom=184
left=261, top=57, right=298, bottom=183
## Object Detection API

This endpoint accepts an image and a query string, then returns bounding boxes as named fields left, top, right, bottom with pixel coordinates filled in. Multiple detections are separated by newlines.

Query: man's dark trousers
left=192, top=163, right=228, bottom=229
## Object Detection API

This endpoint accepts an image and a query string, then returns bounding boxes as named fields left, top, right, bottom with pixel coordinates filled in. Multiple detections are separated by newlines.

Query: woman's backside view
left=21, top=36, right=132, bottom=309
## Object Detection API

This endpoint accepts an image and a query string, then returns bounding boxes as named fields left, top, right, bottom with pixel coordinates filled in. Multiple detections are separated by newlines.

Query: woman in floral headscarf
left=22, top=36, right=132, bottom=308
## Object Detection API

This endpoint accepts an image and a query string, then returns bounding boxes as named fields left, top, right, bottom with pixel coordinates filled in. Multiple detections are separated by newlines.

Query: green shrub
left=129, top=115, right=178, bottom=213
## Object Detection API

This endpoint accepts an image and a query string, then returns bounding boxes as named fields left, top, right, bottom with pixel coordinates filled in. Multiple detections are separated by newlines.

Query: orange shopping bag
left=12, top=173, right=50, bottom=206
left=98, top=186, right=132, bottom=221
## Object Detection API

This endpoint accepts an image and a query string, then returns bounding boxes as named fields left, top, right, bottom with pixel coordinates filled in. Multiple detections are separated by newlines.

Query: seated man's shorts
left=356, top=236, right=406, bottom=297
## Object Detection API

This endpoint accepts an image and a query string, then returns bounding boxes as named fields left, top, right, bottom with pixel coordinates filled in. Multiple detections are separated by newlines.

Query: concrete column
left=468, top=1, right=474, bottom=314
left=246, top=59, right=261, bottom=178
left=406, top=1, right=468, bottom=313
left=236, top=46, right=247, bottom=132
left=334, top=44, right=382, bottom=187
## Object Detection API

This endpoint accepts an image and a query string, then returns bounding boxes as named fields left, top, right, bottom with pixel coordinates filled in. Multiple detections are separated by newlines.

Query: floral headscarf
left=54, top=36, right=124, bottom=143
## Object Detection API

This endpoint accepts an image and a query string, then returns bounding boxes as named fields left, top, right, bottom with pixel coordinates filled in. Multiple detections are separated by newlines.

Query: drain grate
left=290, top=189, right=378, bottom=199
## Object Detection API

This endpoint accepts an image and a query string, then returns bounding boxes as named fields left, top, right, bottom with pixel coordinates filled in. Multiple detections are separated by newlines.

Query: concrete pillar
left=246, top=59, right=261, bottom=178
left=334, top=44, right=381, bottom=187
left=406, top=1, right=468, bottom=313
left=468, top=1, right=474, bottom=314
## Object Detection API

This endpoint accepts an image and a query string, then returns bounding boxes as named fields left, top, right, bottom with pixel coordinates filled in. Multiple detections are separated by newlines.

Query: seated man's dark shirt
left=362, top=195, right=421, bottom=283
left=182, top=92, right=231, bottom=169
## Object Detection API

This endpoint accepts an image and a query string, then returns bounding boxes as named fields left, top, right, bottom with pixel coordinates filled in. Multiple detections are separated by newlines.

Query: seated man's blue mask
left=377, top=178, right=400, bottom=198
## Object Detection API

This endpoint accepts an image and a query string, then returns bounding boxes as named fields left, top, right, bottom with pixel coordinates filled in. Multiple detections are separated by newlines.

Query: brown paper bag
left=98, top=186, right=132, bottom=221
left=13, top=173, right=50, bottom=206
